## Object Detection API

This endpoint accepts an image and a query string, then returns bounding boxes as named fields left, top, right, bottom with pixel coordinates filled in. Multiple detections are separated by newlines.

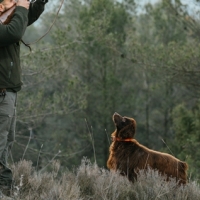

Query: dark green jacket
left=0, top=0, right=48, bottom=92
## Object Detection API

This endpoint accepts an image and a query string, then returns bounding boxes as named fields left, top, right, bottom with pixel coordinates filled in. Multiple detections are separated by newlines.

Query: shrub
left=10, top=158, right=200, bottom=200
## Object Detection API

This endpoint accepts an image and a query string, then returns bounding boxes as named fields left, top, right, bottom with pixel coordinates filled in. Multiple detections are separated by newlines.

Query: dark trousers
left=0, top=92, right=17, bottom=188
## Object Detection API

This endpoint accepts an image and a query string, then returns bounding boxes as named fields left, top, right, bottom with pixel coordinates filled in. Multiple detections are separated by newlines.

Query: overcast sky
left=117, top=0, right=200, bottom=17
left=122, top=0, right=198, bottom=7
left=117, top=0, right=199, bottom=10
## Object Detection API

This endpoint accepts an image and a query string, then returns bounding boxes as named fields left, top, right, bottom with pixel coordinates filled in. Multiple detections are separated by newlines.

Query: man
left=0, top=0, right=48, bottom=198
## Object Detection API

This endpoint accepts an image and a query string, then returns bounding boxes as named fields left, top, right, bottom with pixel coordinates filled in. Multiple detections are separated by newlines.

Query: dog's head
left=112, top=112, right=136, bottom=139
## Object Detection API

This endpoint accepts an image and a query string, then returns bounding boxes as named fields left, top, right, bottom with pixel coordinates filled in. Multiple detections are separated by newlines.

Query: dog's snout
left=113, top=112, right=122, bottom=123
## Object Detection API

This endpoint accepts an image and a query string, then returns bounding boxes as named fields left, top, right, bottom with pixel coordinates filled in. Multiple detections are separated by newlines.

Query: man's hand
left=17, top=0, right=30, bottom=10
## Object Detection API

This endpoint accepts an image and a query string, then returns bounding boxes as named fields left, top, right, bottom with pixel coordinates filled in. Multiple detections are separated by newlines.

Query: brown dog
left=107, top=113, right=188, bottom=185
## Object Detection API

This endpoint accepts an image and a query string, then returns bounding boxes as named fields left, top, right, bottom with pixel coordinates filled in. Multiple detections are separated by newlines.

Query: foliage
left=9, top=0, right=200, bottom=182
left=167, top=102, right=200, bottom=181
left=9, top=159, right=200, bottom=200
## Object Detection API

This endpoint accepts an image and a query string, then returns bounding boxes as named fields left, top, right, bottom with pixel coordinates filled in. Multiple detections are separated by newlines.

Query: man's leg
left=0, top=92, right=17, bottom=195
left=1, top=100, right=16, bottom=166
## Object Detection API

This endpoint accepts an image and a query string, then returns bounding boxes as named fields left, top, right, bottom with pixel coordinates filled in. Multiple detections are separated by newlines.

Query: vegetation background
left=10, top=0, right=200, bottom=188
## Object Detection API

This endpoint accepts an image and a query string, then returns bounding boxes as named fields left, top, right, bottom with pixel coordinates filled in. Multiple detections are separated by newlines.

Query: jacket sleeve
left=28, top=0, right=48, bottom=26
left=0, top=6, right=28, bottom=46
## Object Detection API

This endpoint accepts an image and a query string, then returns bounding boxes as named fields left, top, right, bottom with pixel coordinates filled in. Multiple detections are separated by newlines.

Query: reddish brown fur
left=107, top=113, right=188, bottom=185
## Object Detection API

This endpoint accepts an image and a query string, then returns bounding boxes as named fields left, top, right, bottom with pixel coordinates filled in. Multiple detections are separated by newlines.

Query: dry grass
left=9, top=158, right=200, bottom=200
